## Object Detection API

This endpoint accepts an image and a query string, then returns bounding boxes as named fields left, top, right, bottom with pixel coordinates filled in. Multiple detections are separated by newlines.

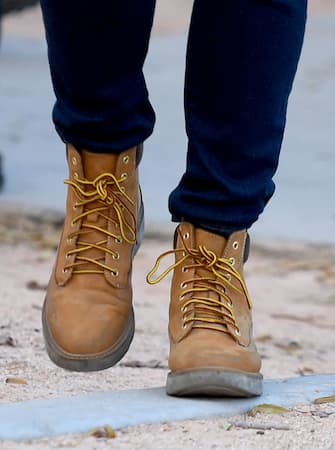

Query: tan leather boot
left=43, top=144, right=144, bottom=371
left=147, top=222, right=262, bottom=397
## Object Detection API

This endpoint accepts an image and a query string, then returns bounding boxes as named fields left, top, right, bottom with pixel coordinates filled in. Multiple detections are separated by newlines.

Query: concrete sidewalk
left=0, top=13, right=334, bottom=243
left=1, top=375, right=334, bottom=441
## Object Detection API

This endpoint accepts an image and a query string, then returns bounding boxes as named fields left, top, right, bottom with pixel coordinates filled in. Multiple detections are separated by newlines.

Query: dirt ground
left=0, top=208, right=334, bottom=449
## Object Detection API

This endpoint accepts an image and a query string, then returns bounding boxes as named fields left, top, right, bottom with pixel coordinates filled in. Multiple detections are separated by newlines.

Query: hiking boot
left=147, top=222, right=262, bottom=397
left=43, top=144, right=144, bottom=371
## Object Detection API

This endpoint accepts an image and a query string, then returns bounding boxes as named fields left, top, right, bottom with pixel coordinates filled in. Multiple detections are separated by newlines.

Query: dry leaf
left=0, top=335, right=17, bottom=347
left=256, top=334, right=273, bottom=343
left=88, top=425, right=116, bottom=439
left=32, top=304, right=43, bottom=311
left=26, top=281, right=48, bottom=291
left=275, top=341, right=302, bottom=353
left=6, top=362, right=28, bottom=371
left=317, top=269, right=335, bottom=285
left=311, top=410, right=333, bottom=418
left=248, top=404, right=289, bottom=417
left=314, top=395, right=335, bottom=405
left=232, top=420, right=290, bottom=431
left=120, top=359, right=166, bottom=369
left=221, top=422, right=232, bottom=431
left=271, top=313, right=335, bottom=330
left=5, top=377, right=28, bottom=385
left=297, top=367, right=315, bottom=376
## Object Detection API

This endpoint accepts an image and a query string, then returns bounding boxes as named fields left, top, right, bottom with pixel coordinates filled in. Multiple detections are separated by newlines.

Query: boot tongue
left=193, top=227, right=227, bottom=258
left=81, top=150, right=118, bottom=180
left=73, top=150, right=120, bottom=273
left=192, top=227, right=228, bottom=283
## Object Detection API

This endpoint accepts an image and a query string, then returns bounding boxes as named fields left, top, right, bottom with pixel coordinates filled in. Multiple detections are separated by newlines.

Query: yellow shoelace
left=147, top=230, right=252, bottom=336
left=63, top=172, right=136, bottom=275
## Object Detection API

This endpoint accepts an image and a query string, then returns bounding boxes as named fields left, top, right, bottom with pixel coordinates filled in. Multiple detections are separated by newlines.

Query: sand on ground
left=0, top=208, right=334, bottom=449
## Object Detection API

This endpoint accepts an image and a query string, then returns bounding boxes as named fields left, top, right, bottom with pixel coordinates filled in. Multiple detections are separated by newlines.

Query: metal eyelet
left=115, top=236, right=123, bottom=244
left=181, top=306, right=187, bottom=314
left=235, top=329, right=241, bottom=336
left=123, top=155, right=129, bottom=164
left=72, top=156, right=77, bottom=166
left=70, top=220, right=75, bottom=227
left=179, top=295, right=185, bottom=302
left=182, top=267, right=188, bottom=273
left=65, top=254, right=70, bottom=260
left=120, top=187, right=126, bottom=193
left=229, top=257, right=235, bottom=266
left=121, top=172, right=128, bottom=180
left=180, top=282, right=187, bottom=289
left=226, top=274, right=232, bottom=282
left=66, top=238, right=72, bottom=244
left=111, top=269, right=119, bottom=277
left=62, top=268, right=68, bottom=274
left=182, top=322, right=187, bottom=329
left=113, top=252, right=120, bottom=260
left=73, top=172, right=79, bottom=179
left=72, top=203, right=78, bottom=211
left=233, top=241, right=239, bottom=250
left=227, top=299, right=233, bottom=308
left=183, top=232, right=190, bottom=240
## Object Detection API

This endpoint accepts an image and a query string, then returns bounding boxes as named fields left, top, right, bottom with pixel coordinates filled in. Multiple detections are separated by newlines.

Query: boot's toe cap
left=45, top=289, right=131, bottom=356
left=169, top=330, right=261, bottom=374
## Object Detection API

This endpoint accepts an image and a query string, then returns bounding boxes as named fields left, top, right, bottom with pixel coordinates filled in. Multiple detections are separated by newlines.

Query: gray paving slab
left=0, top=14, right=334, bottom=242
left=0, top=374, right=334, bottom=441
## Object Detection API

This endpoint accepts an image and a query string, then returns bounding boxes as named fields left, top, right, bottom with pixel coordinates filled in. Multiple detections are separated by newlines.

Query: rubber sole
left=42, top=199, right=144, bottom=372
left=166, top=369, right=263, bottom=397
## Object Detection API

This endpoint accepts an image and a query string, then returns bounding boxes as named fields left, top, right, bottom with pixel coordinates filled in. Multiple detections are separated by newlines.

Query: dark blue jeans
left=40, top=0, right=307, bottom=233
